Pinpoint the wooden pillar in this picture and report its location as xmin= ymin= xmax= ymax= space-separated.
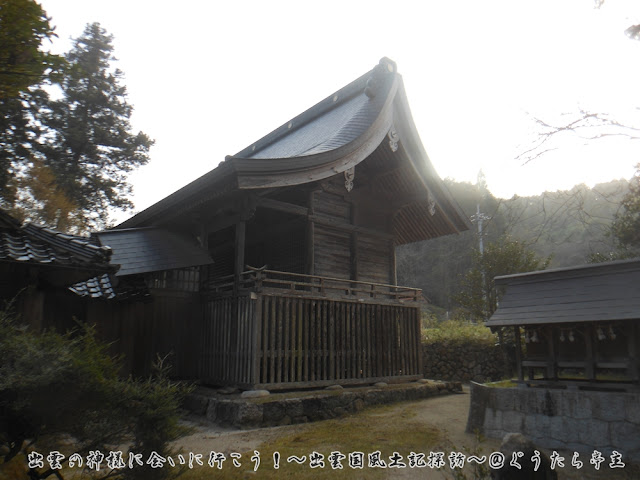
xmin=306 ymin=190 xmax=316 ymax=276
xmin=513 ymin=326 xmax=523 ymax=382
xmin=584 ymin=325 xmax=595 ymax=381
xmin=628 ymin=321 xmax=638 ymax=381
xmin=546 ymin=326 xmax=557 ymax=380
xmin=390 ymin=240 xmax=397 ymax=286
xmin=306 ymin=220 xmax=315 ymax=276
xmin=234 ymin=220 xmax=246 ymax=290
xmin=350 ymin=232 xmax=358 ymax=282
xmin=350 ymin=203 xmax=358 ymax=282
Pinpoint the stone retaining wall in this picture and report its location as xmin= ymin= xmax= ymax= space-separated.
xmin=466 ymin=382 xmax=640 ymax=462
xmin=422 ymin=342 xmax=512 ymax=383
xmin=185 ymin=380 xmax=462 ymax=429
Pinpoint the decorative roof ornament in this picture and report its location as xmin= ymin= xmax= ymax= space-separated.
xmin=344 ymin=167 xmax=355 ymax=192
xmin=365 ymin=57 xmax=396 ymax=99
xmin=388 ymin=128 xmax=399 ymax=152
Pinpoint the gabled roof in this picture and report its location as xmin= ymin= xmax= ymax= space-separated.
xmin=118 ymin=58 xmax=470 ymax=241
xmin=0 ymin=209 xmax=114 ymax=286
xmin=94 ymin=227 xmax=213 ymax=276
xmin=486 ymin=259 xmax=640 ymax=327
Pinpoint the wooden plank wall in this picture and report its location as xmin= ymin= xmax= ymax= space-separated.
xmin=200 ymin=294 xmax=257 ymax=386
xmin=312 ymin=186 xmax=393 ymax=285
xmin=356 ymin=233 xmax=392 ymax=284
xmin=255 ymin=293 xmax=421 ymax=389
xmin=79 ymin=291 xmax=201 ymax=378
xmin=313 ymin=225 xmax=351 ymax=279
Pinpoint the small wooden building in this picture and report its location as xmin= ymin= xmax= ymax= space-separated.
xmin=487 ymin=259 xmax=640 ymax=390
xmin=0 ymin=209 xmax=113 ymax=329
xmin=100 ymin=58 xmax=469 ymax=389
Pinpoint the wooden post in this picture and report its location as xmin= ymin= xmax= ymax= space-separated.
xmin=514 ymin=326 xmax=523 ymax=382
xmin=234 ymin=220 xmax=246 ymax=291
xmin=546 ymin=326 xmax=557 ymax=380
xmin=585 ymin=325 xmax=595 ymax=381
xmin=307 ymin=189 xmax=316 ymax=277
xmin=350 ymin=232 xmax=358 ymax=282
xmin=627 ymin=321 xmax=638 ymax=382
xmin=390 ymin=240 xmax=397 ymax=286
xmin=307 ymin=220 xmax=315 ymax=277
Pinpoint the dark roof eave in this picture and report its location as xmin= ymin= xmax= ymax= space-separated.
xmin=390 ymin=77 xmax=471 ymax=235
xmin=486 ymin=315 xmax=639 ymax=327
xmin=117 ymin=161 xmax=237 ymax=229
xmin=494 ymin=258 xmax=640 ymax=285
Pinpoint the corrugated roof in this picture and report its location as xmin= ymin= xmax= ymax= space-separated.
xmin=95 ymin=227 xmax=213 ymax=276
xmin=486 ymin=259 xmax=640 ymax=326
xmin=117 ymin=57 xmax=470 ymax=241
xmin=249 ymin=94 xmax=370 ymax=159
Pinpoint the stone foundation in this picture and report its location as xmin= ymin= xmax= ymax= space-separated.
xmin=185 ymin=380 xmax=462 ymax=429
xmin=466 ymin=382 xmax=640 ymax=462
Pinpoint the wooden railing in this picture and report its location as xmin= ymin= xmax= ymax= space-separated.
xmin=204 ymin=266 xmax=422 ymax=303
xmin=200 ymin=291 xmax=423 ymax=389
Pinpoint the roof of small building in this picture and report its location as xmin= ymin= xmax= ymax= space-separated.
xmin=0 ymin=209 xmax=114 ymax=286
xmin=93 ymin=227 xmax=213 ymax=277
xmin=486 ymin=258 xmax=640 ymax=327
xmin=117 ymin=58 xmax=470 ymax=243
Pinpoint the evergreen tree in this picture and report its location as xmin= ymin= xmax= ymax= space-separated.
xmin=610 ymin=162 xmax=640 ymax=256
xmin=454 ymin=236 xmax=551 ymax=321
xmin=0 ymin=0 xmax=63 ymax=209
xmin=34 ymin=23 xmax=153 ymax=231
xmin=0 ymin=0 xmax=62 ymax=99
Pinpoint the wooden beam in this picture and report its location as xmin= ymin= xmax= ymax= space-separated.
xmin=258 ymin=197 xmax=310 ymax=217
xmin=206 ymin=212 xmax=245 ymax=235
xmin=310 ymin=214 xmax=394 ymax=240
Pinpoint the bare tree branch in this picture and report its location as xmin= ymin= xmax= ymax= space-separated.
xmin=517 ymin=109 xmax=640 ymax=164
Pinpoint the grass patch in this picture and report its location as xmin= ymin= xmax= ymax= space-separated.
xmin=180 ymin=402 xmax=441 ymax=479
xmin=484 ymin=379 xmax=516 ymax=388
xmin=422 ymin=319 xmax=497 ymax=345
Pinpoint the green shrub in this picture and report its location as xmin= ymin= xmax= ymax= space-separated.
xmin=0 ymin=308 xmax=192 ymax=480
xmin=422 ymin=318 xmax=498 ymax=345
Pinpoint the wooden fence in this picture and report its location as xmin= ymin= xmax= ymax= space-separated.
xmin=200 ymin=292 xmax=422 ymax=389
xmin=41 ymin=290 xmax=203 ymax=379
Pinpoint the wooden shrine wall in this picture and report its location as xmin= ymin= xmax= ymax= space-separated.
xmin=199 ymin=292 xmax=422 ymax=389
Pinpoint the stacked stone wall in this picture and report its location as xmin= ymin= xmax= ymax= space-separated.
xmin=422 ymin=342 xmax=512 ymax=383
xmin=467 ymin=382 xmax=640 ymax=462
xmin=185 ymin=380 xmax=461 ymax=428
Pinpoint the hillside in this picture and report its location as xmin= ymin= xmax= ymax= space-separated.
xmin=396 ymin=178 xmax=629 ymax=309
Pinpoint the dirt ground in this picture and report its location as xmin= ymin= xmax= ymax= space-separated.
xmin=176 ymin=385 xmax=496 ymax=455
xmin=175 ymin=385 xmax=637 ymax=479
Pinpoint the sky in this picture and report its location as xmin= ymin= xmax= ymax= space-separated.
xmin=38 ymin=0 xmax=640 ymax=222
